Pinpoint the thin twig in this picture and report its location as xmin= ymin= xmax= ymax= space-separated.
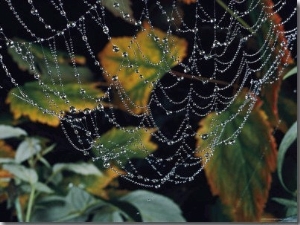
xmin=216 ymin=0 xmax=254 ymax=34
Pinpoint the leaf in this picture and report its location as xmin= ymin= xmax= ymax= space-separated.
xmin=53 ymin=162 xmax=103 ymax=176
xmin=283 ymin=66 xmax=297 ymax=80
xmin=3 ymin=164 xmax=38 ymax=185
xmin=0 ymin=140 xmax=15 ymax=158
xmin=60 ymin=166 xmax=121 ymax=199
xmin=101 ymin=0 xmax=134 ymax=24
xmin=272 ymin=197 xmax=297 ymax=208
xmin=277 ymin=95 xmax=297 ymax=132
xmin=120 ymin=190 xmax=186 ymax=222
xmin=0 ymin=125 xmax=27 ymax=139
xmin=32 ymin=187 xmax=105 ymax=222
xmin=277 ymin=121 xmax=297 ymax=193
xmin=6 ymin=82 xmax=105 ymax=126
xmin=15 ymin=138 xmax=42 ymax=163
xmin=35 ymin=182 xmax=54 ymax=194
xmin=98 ymin=22 xmax=187 ymax=114
xmin=196 ymin=92 xmax=277 ymax=222
xmin=92 ymin=206 xmax=125 ymax=222
xmin=8 ymin=40 xmax=93 ymax=83
xmin=93 ymin=127 xmax=157 ymax=165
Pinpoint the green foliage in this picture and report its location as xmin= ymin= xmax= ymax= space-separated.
xmin=0 ymin=124 xmax=185 ymax=222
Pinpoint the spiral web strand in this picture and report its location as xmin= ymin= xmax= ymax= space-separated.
xmin=0 ymin=0 xmax=296 ymax=187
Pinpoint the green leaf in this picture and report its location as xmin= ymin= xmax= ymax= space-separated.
xmin=120 ymin=190 xmax=186 ymax=222
xmin=0 ymin=158 xmax=15 ymax=163
xmin=93 ymin=127 xmax=157 ymax=166
xmin=0 ymin=125 xmax=27 ymax=139
xmin=32 ymin=187 xmax=105 ymax=222
xmin=3 ymin=164 xmax=38 ymax=185
xmin=53 ymin=162 xmax=103 ymax=176
xmin=280 ymin=215 xmax=298 ymax=222
xmin=7 ymin=82 xmax=105 ymax=126
xmin=35 ymin=182 xmax=54 ymax=194
xmin=277 ymin=121 xmax=297 ymax=193
xmin=102 ymin=0 xmax=134 ymax=24
xmin=196 ymin=92 xmax=277 ymax=221
xmin=15 ymin=138 xmax=42 ymax=163
xmin=272 ymin=197 xmax=297 ymax=208
xmin=98 ymin=22 xmax=187 ymax=114
xmin=8 ymin=40 xmax=93 ymax=83
xmin=92 ymin=206 xmax=125 ymax=222
xmin=283 ymin=66 xmax=297 ymax=80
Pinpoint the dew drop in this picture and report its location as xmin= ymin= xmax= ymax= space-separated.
xmin=83 ymin=108 xmax=91 ymax=115
xmin=113 ymin=2 xmax=120 ymax=7
xmin=201 ymin=134 xmax=208 ymax=140
xmin=103 ymin=26 xmax=109 ymax=34
xmin=69 ymin=106 xmax=77 ymax=113
xmin=112 ymin=45 xmax=119 ymax=52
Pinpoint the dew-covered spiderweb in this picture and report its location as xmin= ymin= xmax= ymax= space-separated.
xmin=0 ymin=0 xmax=296 ymax=187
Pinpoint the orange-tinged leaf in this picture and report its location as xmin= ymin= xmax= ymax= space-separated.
xmin=196 ymin=92 xmax=277 ymax=222
xmin=0 ymin=140 xmax=15 ymax=158
xmin=98 ymin=22 xmax=187 ymax=114
xmin=255 ymin=0 xmax=294 ymax=127
xmin=6 ymin=82 xmax=104 ymax=126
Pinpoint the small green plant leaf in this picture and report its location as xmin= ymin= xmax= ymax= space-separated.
xmin=32 ymin=187 xmax=106 ymax=222
xmin=92 ymin=207 xmax=125 ymax=222
xmin=277 ymin=121 xmax=297 ymax=193
xmin=272 ymin=197 xmax=297 ymax=208
xmin=0 ymin=125 xmax=27 ymax=139
xmin=15 ymin=138 xmax=42 ymax=163
xmin=120 ymin=190 xmax=186 ymax=222
xmin=53 ymin=162 xmax=103 ymax=176
xmin=283 ymin=66 xmax=297 ymax=80
xmin=3 ymin=164 xmax=38 ymax=185
xmin=102 ymin=0 xmax=134 ymax=24
xmin=0 ymin=158 xmax=15 ymax=163
xmin=35 ymin=182 xmax=54 ymax=194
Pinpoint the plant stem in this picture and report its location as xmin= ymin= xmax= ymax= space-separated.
xmin=25 ymin=185 xmax=36 ymax=222
xmin=216 ymin=0 xmax=254 ymax=33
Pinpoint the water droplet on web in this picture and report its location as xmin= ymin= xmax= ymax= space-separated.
xmin=112 ymin=45 xmax=119 ymax=52
xmin=83 ymin=108 xmax=91 ymax=115
xmin=69 ymin=106 xmax=77 ymax=113
xmin=83 ymin=150 xmax=89 ymax=156
xmin=103 ymin=162 xmax=110 ymax=168
xmin=201 ymin=134 xmax=208 ymax=140
xmin=82 ymin=36 xmax=87 ymax=41
xmin=112 ymin=75 xmax=118 ymax=81
xmin=103 ymin=26 xmax=109 ymax=34
xmin=113 ymin=2 xmax=120 ymax=8
xmin=122 ymin=52 xmax=128 ymax=57
xmin=228 ymin=139 xmax=235 ymax=145
xmin=86 ymin=131 xmax=91 ymax=136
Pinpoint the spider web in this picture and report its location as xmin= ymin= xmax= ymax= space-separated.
xmin=0 ymin=0 xmax=297 ymax=187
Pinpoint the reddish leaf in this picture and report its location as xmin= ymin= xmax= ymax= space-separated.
xmin=196 ymin=92 xmax=277 ymax=222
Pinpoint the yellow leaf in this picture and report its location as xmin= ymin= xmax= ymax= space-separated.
xmin=99 ymin=22 xmax=187 ymax=114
